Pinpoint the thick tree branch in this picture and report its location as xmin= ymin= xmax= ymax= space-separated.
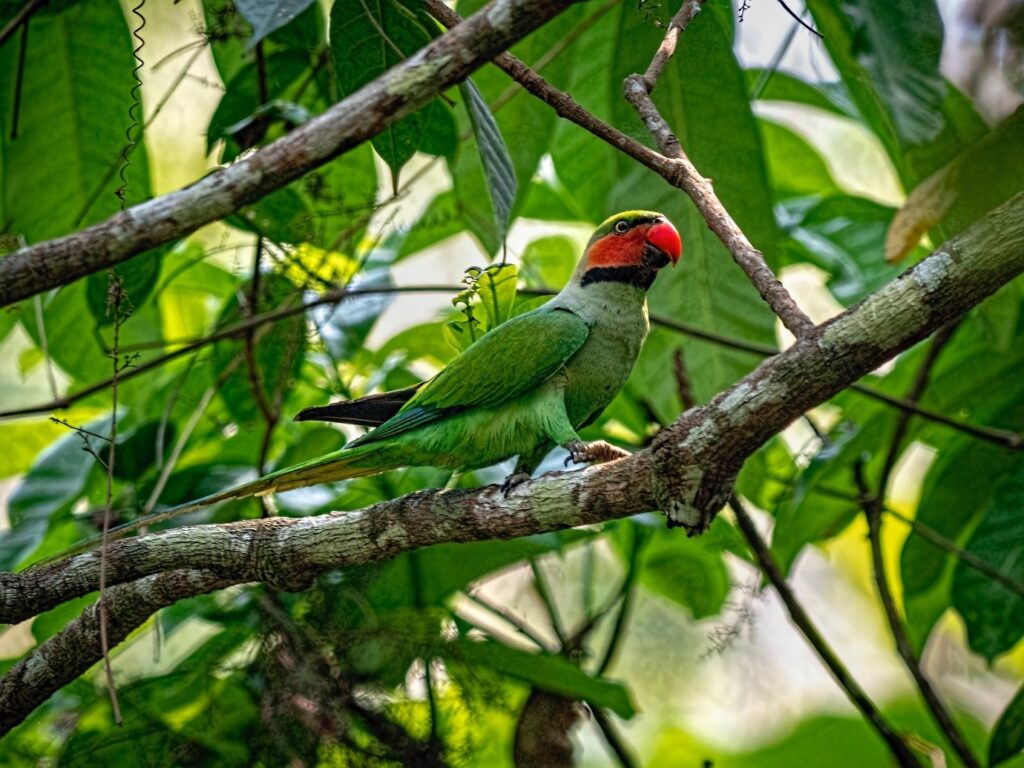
xmin=0 ymin=569 xmax=237 ymax=736
xmin=0 ymin=0 xmax=583 ymax=307
xmin=3 ymin=192 xmax=1022 ymax=625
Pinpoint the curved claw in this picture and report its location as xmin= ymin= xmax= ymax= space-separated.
xmin=501 ymin=471 xmax=532 ymax=497
xmin=563 ymin=440 xmax=631 ymax=466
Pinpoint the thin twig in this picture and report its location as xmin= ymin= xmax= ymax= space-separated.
xmin=98 ymin=275 xmax=126 ymax=726
xmin=884 ymin=508 xmax=1024 ymax=599
xmin=857 ymin=467 xmax=977 ymax=767
xmin=591 ymin=706 xmax=639 ymax=768
xmin=530 ymin=558 xmax=568 ymax=650
xmin=594 ymin=528 xmax=645 ymax=677
xmin=621 ymin=0 xmax=815 ymax=337
xmin=32 ymin=295 xmax=58 ymax=400
xmin=641 ymin=0 xmax=703 ymax=89
xmin=775 ymin=0 xmax=822 ymax=39
xmin=463 ymin=590 xmax=557 ymax=652
xmin=0 ymin=0 xmax=47 ymax=48
xmin=672 ymin=347 xmax=697 ymax=411
xmin=854 ymin=324 xmax=980 ymax=768
xmin=728 ymin=496 xmax=919 ymax=766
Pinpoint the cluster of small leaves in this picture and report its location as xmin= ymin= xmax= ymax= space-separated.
xmin=0 ymin=0 xmax=1023 ymax=764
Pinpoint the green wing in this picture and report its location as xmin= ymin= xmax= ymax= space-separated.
xmin=349 ymin=307 xmax=589 ymax=446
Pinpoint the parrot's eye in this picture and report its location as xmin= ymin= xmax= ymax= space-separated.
xmin=613 ymin=220 xmax=630 ymax=234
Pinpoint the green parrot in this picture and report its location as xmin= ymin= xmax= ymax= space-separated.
xmin=89 ymin=210 xmax=681 ymax=543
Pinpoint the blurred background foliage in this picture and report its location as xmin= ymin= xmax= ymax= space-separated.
xmin=1 ymin=0 xmax=1024 ymax=764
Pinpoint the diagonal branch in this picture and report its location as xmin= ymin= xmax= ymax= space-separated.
xmin=728 ymin=496 xmax=918 ymax=766
xmin=0 ymin=0 xmax=584 ymax=308
xmin=622 ymin=0 xmax=814 ymax=337
xmin=2 ymin=192 xmax=1022 ymax=626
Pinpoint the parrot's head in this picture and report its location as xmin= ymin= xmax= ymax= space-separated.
xmin=576 ymin=210 xmax=681 ymax=290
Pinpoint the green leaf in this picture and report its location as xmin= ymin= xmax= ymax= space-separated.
xmin=329 ymin=0 xmax=456 ymax=182
xmin=759 ymin=118 xmax=840 ymax=200
xmin=746 ymin=69 xmax=856 ymax=118
xmin=991 ymin=684 xmax=1024 ymax=767
xmin=1 ymin=416 xmax=110 ymax=571
xmin=206 ymin=51 xmax=311 ymax=154
xmin=0 ymin=0 xmax=154 ymax=242
xmin=781 ymin=195 xmax=906 ymax=306
xmin=638 ymin=532 xmax=730 ymax=619
xmin=887 ymin=107 xmax=1024 ymax=263
xmin=459 ymin=79 xmax=517 ymax=244
xmin=457 ymin=639 xmax=636 ymax=719
xmin=951 ymin=472 xmax=1024 ymax=660
xmin=235 ymin=0 xmax=317 ymax=46
xmin=805 ymin=0 xmax=986 ymax=186
xmin=521 ymin=235 xmax=577 ymax=290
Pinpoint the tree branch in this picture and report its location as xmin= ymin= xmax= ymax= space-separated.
xmin=0 ymin=569 xmax=237 ymax=736
xmin=0 ymin=0 xmax=583 ymax=307
xmin=728 ymin=496 xmax=919 ymax=766
xmin=3 ymin=191 xmax=1022 ymax=624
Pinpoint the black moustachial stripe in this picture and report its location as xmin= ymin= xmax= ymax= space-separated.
xmin=581 ymin=244 xmax=670 ymax=290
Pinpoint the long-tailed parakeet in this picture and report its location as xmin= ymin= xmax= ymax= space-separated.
xmin=97 ymin=210 xmax=681 ymax=539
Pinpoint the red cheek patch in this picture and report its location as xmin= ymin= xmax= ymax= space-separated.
xmin=586 ymin=227 xmax=648 ymax=268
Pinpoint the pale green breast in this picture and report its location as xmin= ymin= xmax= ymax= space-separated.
xmin=559 ymin=283 xmax=650 ymax=428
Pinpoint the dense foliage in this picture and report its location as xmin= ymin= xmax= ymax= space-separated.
xmin=0 ymin=0 xmax=1023 ymax=764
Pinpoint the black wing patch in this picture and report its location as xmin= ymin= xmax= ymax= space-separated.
xmin=292 ymin=384 xmax=423 ymax=427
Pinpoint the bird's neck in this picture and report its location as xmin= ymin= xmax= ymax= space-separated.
xmin=552 ymin=279 xmax=648 ymax=326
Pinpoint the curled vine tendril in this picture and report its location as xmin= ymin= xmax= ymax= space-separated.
xmin=116 ymin=0 xmax=147 ymax=209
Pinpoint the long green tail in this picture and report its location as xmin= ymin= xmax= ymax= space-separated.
xmin=33 ymin=442 xmax=397 ymax=566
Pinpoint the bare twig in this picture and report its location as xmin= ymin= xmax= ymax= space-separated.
xmin=775 ymin=0 xmax=822 ymax=39
xmin=530 ymin=558 xmax=568 ymax=649
xmin=884 ymin=508 xmax=1024 ymax=599
xmin=463 ymin=590 xmax=557 ymax=652
xmin=98 ymin=275 xmax=127 ymax=725
xmin=728 ymin=496 xmax=919 ymax=766
xmin=672 ymin=347 xmax=697 ymax=411
xmin=0 ymin=0 xmax=47 ymax=48
xmin=594 ymin=528 xmax=645 ymax=677
xmin=854 ymin=323 xmax=980 ymax=768
xmin=640 ymin=0 xmax=703 ymax=89
xmin=590 ymin=706 xmax=639 ymax=768
xmin=32 ymin=295 xmax=59 ymax=399
xmin=621 ymin=0 xmax=814 ymax=337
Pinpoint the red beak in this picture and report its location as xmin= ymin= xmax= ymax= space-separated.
xmin=646 ymin=220 xmax=682 ymax=265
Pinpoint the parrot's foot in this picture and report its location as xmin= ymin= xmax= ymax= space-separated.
xmin=563 ymin=440 xmax=631 ymax=466
xmin=501 ymin=471 xmax=533 ymax=496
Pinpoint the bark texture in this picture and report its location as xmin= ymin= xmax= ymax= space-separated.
xmin=0 ymin=0 xmax=582 ymax=308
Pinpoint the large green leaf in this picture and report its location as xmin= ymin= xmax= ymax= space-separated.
xmin=459 ymin=79 xmax=517 ymax=244
xmin=329 ymin=0 xmax=456 ymax=182
xmin=805 ymin=0 xmax=986 ymax=186
xmin=0 ymin=0 xmax=153 ymax=243
xmin=457 ymin=639 xmax=636 ymax=719
xmin=951 ymin=472 xmax=1024 ymax=660
xmin=758 ymin=118 xmax=840 ymax=200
